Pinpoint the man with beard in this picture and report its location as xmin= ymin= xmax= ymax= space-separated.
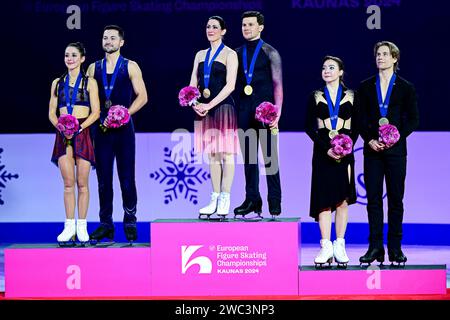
xmin=87 ymin=25 xmax=148 ymax=244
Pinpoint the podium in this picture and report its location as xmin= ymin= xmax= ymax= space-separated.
xmin=4 ymin=218 xmax=447 ymax=298
xmin=150 ymin=218 xmax=300 ymax=296
xmin=298 ymin=265 xmax=446 ymax=295
xmin=5 ymin=244 xmax=152 ymax=298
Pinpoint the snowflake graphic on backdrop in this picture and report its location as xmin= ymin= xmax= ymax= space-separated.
xmin=0 ymin=148 xmax=19 ymax=205
xmin=150 ymin=147 xmax=210 ymax=205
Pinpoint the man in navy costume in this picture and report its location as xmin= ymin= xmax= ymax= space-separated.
xmin=358 ymin=41 xmax=419 ymax=266
xmin=87 ymin=25 xmax=148 ymax=244
xmin=233 ymin=11 xmax=284 ymax=219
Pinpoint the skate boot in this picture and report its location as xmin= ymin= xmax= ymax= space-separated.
xmin=216 ymin=192 xmax=230 ymax=221
xmin=198 ymin=192 xmax=219 ymax=220
xmin=233 ymin=199 xmax=263 ymax=220
xmin=314 ymin=239 xmax=334 ymax=269
xmin=333 ymin=238 xmax=349 ymax=268
xmin=57 ymin=219 xmax=76 ymax=247
xmin=268 ymin=199 xmax=281 ymax=221
xmin=89 ymin=224 xmax=115 ymax=246
xmin=388 ymin=248 xmax=407 ymax=267
xmin=76 ymin=219 xmax=89 ymax=246
xmin=124 ymin=224 xmax=137 ymax=245
xmin=359 ymin=246 xmax=385 ymax=267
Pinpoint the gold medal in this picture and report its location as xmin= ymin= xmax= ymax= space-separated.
xmin=203 ymin=88 xmax=211 ymax=99
xmin=329 ymin=130 xmax=339 ymax=139
xmin=379 ymin=117 xmax=389 ymax=126
xmin=244 ymin=85 xmax=253 ymax=96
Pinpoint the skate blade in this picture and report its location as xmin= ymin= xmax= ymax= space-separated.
xmin=216 ymin=215 xmax=229 ymax=222
xmin=89 ymin=240 xmax=115 ymax=247
xmin=336 ymin=263 xmax=348 ymax=269
xmin=77 ymin=241 xmax=90 ymax=247
xmin=58 ymin=241 xmax=76 ymax=248
xmin=314 ymin=263 xmax=333 ymax=270
xmin=206 ymin=217 xmax=227 ymax=222
xmin=121 ymin=242 xmax=135 ymax=247
xmin=390 ymin=262 xmax=406 ymax=268
xmin=198 ymin=214 xmax=213 ymax=221
xmin=233 ymin=213 xmax=264 ymax=221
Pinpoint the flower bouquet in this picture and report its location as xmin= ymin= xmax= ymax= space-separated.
xmin=378 ymin=124 xmax=400 ymax=148
xmin=56 ymin=114 xmax=79 ymax=145
xmin=100 ymin=105 xmax=130 ymax=132
xmin=255 ymin=101 xmax=279 ymax=135
xmin=330 ymin=134 xmax=353 ymax=163
xmin=178 ymin=86 xmax=201 ymax=107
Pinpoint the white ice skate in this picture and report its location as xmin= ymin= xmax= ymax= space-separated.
xmin=76 ymin=219 xmax=89 ymax=246
xmin=333 ymin=238 xmax=349 ymax=268
xmin=314 ymin=239 xmax=334 ymax=269
xmin=57 ymin=219 xmax=76 ymax=247
xmin=216 ymin=192 xmax=230 ymax=220
xmin=199 ymin=192 xmax=220 ymax=220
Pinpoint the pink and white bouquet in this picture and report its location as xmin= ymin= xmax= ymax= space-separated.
xmin=378 ymin=124 xmax=400 ymax=148
xmin=330 ymin=134 xmax=353 ymax=162
xmin=178 ymin=86 xmax=201 ymax=107
xmin=255 ymin=101 xmax=279 ymax=135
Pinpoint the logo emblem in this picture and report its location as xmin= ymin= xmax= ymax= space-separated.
xmin=181 ymin=245 xmax=212 ymax=274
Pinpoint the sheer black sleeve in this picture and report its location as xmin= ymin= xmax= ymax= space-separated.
xmin=263 ymin=44 xmax=283 ymax=107
xmin=305 ymin=92 xmax=329 ymax=153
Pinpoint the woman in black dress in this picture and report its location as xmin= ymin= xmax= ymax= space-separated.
xmin=305 ymin=56 xmax=358 ymax=267
xmin=188 ymin=16 xmax=239 ymax=219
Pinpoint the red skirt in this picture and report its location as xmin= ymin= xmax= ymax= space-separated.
xmin=51 ymin=118 xmax=95 ymax=167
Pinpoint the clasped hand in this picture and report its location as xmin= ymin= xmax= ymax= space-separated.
xmin=193 ymin=103 xmax=211 ymax=117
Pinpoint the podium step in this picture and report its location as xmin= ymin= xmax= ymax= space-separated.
xmin=5 ymin=244 xmax=152 ymax=298
xmin=298 ymin=264 xmax=447 ymax=295
xmin=151 ymin=218 xmax=300 ymax=296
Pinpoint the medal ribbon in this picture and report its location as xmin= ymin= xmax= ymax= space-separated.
xmin=243 ymin=39 xmax=264 ymax=86
xmin=102 ymin=55 xmax=124 ymax=103
xmin=203 ymin=43 xmax=225 ymax=90
xmin=376 ymin=73 xmax=396 ymax=118
xmin=324 ymin=85 xmax=343 ymax=131
xmin=64 ymin=72 xmax=83 ymax=115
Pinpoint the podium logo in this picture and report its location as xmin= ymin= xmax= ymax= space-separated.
xmin=181 ymin=245 xmax=212 ymax=274
xmin=366 ymin=266 xmax=381 ymax=290
xmin=66 ymin=265 xmax=81 ymax=290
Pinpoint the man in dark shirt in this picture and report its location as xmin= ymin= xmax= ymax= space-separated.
xmin=358 ymin=41 xmax=419 ymax=266
xmin=87 ymin=25 xmax=148 ymax=244
xmin=233 ymin=11 xmax=284 ymax=219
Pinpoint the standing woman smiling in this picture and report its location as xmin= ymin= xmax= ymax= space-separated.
xmin=305 ymin=56 xmax=359 ymax=268
xmin=188 ymin=16 xmax=239 ymax=220
xmin=49 ymin=42 xmax=100 ymax=245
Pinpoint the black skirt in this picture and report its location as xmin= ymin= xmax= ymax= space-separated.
xmin=309 ymin=151 xmax=357 ymax=221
